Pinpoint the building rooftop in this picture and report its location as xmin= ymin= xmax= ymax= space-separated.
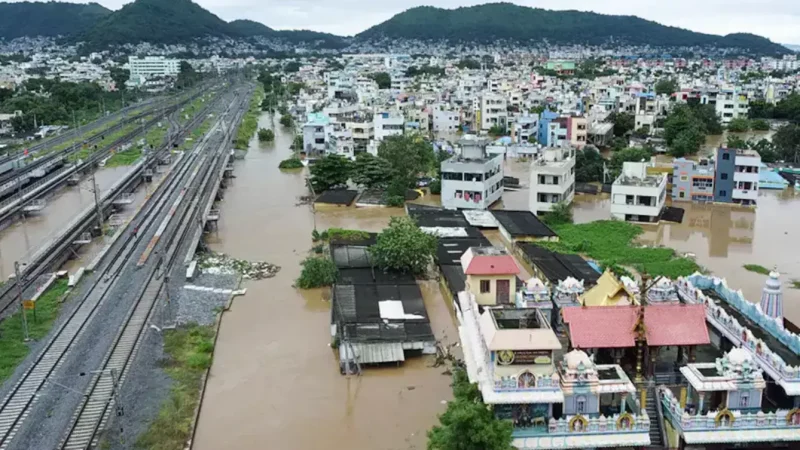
xmin=479 ymin=307 xmax=561 ymax=351
xmin=491 ymin=210 xmax=558 ymax=239
xmin=461 ymin=247 xmax=521 ymax=275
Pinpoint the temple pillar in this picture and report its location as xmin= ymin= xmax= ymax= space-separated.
xmin=698 ymin=392 xmax=706 ymax=413
xmin=649 ymin=346 xmax=658 ymax=377
xmin=620 ymin=393 xmax=627 ymax=413
xmin=680 ymin=387 xmax=687 ymax=410
xmin=688 ymin=346 xmax=696 ymax=363
xmin=676 ymin=346 xmax=684 ymax=367
xmin=635 ymin=340 xmax=644 ymax=383
xmin=640 ymin=389 xmax=648 ymax=414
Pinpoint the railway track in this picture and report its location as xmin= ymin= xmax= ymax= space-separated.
xmin=0 ymin=87 xmax=229 ymax=319
xmin=0 ymin=86 xmax=250 ymax=450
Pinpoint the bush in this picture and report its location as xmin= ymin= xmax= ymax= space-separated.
xmin=326 ymin=228 xmax=370 ymax=242
xmin=296 ymin=256 xmax=338 ymax=289
xmin=743 ymin=264 xmax=770 ymax=275
xmin=258 ymin=128 xmax=275 ymax=142
xmin=279 ymin=113 xmax=294 ymax=128
xmin=541 ymin=201 xmax=573 ymax=226
xmin=727 ymin=117 xmax=750 ymax=133
xmin=386 ymin=195 xmax=405 ymax=207
xmin=751 ymin=119 xmax=770 ymax=131
xmin=429 ymin=179 xmax=441 ymax=195
xmin=370 ymin=217 xmax=437 ymax=274
xmin=279 ymin=157 xmax=304 ymax=169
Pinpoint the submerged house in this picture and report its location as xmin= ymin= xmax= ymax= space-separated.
xmin=461 ymin=246 xmax=521 ymax=306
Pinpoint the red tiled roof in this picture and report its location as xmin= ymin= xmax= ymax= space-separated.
xmin=644 ymin=304 xmax=710 ymax=347
xmin=464 ymin=255 xmax=521 ymax=276
xmin=562 ymin=304 xmax=711 ymax=349
xmin=562 ymin=306 xmax=639 ymax=349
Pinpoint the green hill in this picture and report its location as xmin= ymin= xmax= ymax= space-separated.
xmin=78 ymin=0 xmax=232 ymax=47
xmin=0 ymin=1 xmax=111 ymax=40
xmin=356 ymin=3 xmax=788 ymax=55
xmin=228 ymin=19 xmax=274 ymax=37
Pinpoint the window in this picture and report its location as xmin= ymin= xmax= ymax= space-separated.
xmin=722 ymin=153 xmax=730 ymax=160
xmin=721 ymin=173 xmax=728 ymax=180
xmin=680 ymin=175 xmax=688 ymax=182
xmin=740 ymin=392 xmax=749 ymax=408
xmin=719 ymin=190 xmax=727 ymax=197
xmin=479 ymin=280 xmax=491 ymax=293
xmin=679 ymin=191 xmax=686 ymax=198
xmin=576 ymin=395 xmax=586 ymax=414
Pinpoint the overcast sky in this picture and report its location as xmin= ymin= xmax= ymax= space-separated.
xmin=14 ymin=0 xmax=800 ymax=44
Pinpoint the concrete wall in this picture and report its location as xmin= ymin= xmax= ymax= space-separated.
xmin=714 ymin=148 xmax=736 ymax=203
xmin=466 ymin=274 xmax=517 ymax=306
xmin=564 ymin=392 xmax=600 ymax=415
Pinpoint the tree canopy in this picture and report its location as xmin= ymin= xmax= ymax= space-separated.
xmin=378 ymin=134 xmax=436 ymax=193
xmin=663 ymin=104 xmax=711 ymax=158
xmin=608 ymin=112 xmax=635 ymax=138
xmin=351 ymin=153 xmax=392 ymax=189
xmin=370 ymin=217 xmax=437 ymax=275
xmin=309 ymin=155 xmax=352 ymax=192
xmin=654 ymin=78 xmax=679 ymax=96
xmin=369 ymin=72 xmax=391 ymax=89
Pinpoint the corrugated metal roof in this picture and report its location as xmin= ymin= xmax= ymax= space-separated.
xmin=339 ymin=342 xmax=405 ymax=364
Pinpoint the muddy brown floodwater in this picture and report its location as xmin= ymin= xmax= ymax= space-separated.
xmin=194 ymin=114 xmax=457 ymax=450
xmin=502 ymin=157 xmax=800 ymax=326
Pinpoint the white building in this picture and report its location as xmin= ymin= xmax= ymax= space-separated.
xmin=127 ymin=56 xmax=180 ymax=78
xmin=610 ymin=162 xmax=667 ymax=223
xmin=732 ymin=149 xmax=761 ymax=205
xmin=373 ymin=112 xmax=404 ymax=141
xmin=513 ymin=112 xmax=539 ymax=144
xmin=302 ymin=113 xmax=332 ymax=155
xmin=480 ymin=92 xmax=508 ymax=131
xmin=441 ymin=136 xmax=504 ymax=210
xmin=528 ymin=147 xmax=576 ymax=215
xmin=433 ymin=107 xmax=460 ymax=133
xmin=715 ymin=89 xmax=749 ymax=124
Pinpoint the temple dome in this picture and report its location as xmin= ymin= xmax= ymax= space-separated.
xmin=565 ymin=349 xmax=592 ymax=370
xmin=727 ymin=347 xmax=751 ymax=366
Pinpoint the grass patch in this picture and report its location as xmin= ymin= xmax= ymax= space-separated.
xmin=234 ymin=85 xmax=265 ymax=150
xmin=538 ymin=221 xmax=700 ymax=279
xmin=0 ymin=279 xmax=69 ymax=383
xmin=136 ymin=324 xmax=215 ymax=450
xmin=743 ymin=264 xmax=771 ymax=275
xmin=790 ymin=280 xmax=800 ymax=289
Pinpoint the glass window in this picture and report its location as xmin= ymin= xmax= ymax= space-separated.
xmin=721 ymin=173 xmax=728 ymax=180
xmin=480 ymin=280 xmax=490 ymax=293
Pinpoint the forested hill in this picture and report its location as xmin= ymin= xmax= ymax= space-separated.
xmin=356 ymin=3 xmax=789 ymax=55
xmin=0 ymin=2 xmax=111 ymax=40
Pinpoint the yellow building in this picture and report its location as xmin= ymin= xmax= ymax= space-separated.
xmin=461 ymin=247 xmax=521 ymax=306
xmin=579 ymin=270 xmax=639 ymax=307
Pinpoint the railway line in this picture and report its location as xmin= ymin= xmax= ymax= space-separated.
xmin=0 ymin=84 xmax=251 ymax=450
xmin=0 ymin=84 xmax=230 ymax=320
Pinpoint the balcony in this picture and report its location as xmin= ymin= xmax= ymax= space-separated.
xmin=512 ymin=412 xmax=651 ymax=449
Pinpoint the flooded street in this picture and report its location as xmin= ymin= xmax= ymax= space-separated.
xmin=0 ymin=165 xmax=160 ymax=279
xmin=503 ymin=156 xmax=800 ymax=325
xmin=194 ymin=114 xmax=456 ymax=450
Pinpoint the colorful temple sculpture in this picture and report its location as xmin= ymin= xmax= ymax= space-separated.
xmin=661 ymin=348 xmax=800 ymax=446
xmin=646 ymin=276 xmax=680 ymax=304
xmin=457 ymin=291 xmax=651 ymax=449
xmin=516 ymin=277 xmax=553 ymax=323
xmin=551 ymin=277 xmax=583 ymax=332
xmin=760 ymin=268 xmax=784 ymax=321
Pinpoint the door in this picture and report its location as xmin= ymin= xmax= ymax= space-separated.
xmin=496 ymin=279 xmax=510 ymax=304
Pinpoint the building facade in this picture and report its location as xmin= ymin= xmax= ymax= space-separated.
xmin=528 ymin=147 xmax=576 ymax=215
xmin=611 ymin=162 xmax=667 ymax=223
xmin=441 ymin=136 xmax=504 ymax=210
xmin=127 ymin=56 xmax=180 ymax=78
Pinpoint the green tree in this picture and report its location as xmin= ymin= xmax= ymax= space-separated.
xmin=296 ymin=256 xmax=338 ymax=289
xmin=378 ymin=134 xmax=436 ymax=191
xmin=369 ymin=72 xmax=391 ymax=89
xmin=608 ymin=112 xmax=635 ymax=137
xmin=370 ymin=217 xmax=437 ymax=275
xmin=427 ymin=388 xmax=513 ymax=450
xmin=575 ymin=148 xmax=605 ymax=183
xmin=773 ymin=124 xmax=800 ymax=163
xmin=654 ymin=78 xmax=679 ymax=96
xmin=258 ymin=128 xmax=275 ymax=142
xmin=284 ymin=61 xmax=301 ymax=73
xmin=309 ymin=155 xmax=352 ymax=192
xmin=542 ymin=201 xmax=573 ymax=226
xmin=609 ymin=147 xmax=653 ymax=178
xmin=279 ymin=113 xmax=294 ymax=128
xmin=726 ymin=135 xmax=747 ymax=149
xmin=351 ymin=152 xmax=392 ymax=188
xmin=750 ymin=138 xmax=778 ymax=163
xmin=109 ymin=67 xmax=130 ymax=91
xmin=291 ymin=134 xmax=304 ymax=151
xmin=748 ymin=100 xmax=774 ymax=119
xmin=751 ymin=119 xmax=770 ymax=131
xmin=689 ymin=104 xmax=723 ymax=135
xmin=727 ymin=117 xmax=750 ymax=132
xmin=488 ymin=125 xmax=507 ymax=136
xmin=664 ymin=105 xmax=706 ymax=157
xmin=456 ymin=58 xmax=481 ymax=70
xmin=176 ymin=61 xmax=200 ymax=89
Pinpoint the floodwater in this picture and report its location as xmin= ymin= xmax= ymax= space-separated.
xmin=0 ymin=165 xmax=161 ymax=280
xmin=194 ymin=114 xmax=456 ymax=450
xmin=502 ymin=158 xmax=800 ymax=325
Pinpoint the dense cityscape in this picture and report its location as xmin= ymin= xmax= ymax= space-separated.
xmin=0 ymin=1 xmax=798 ymax=450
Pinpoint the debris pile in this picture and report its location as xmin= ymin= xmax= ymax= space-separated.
xmin=197 ymin=252 xmax=280 ymax=280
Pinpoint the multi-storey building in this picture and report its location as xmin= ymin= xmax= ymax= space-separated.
xmin=433 ymin=106 xmax=461 ymax=133
xmin=672 ymin=158 xmax=715 ymax=202
xmin=480 ymin=92 xmax=508 ymax=131
xmin=566 ymin=116 xmax=587 ymax=148
xmin=302 ymin=113 xmax=331 ymax=155
xmin=715 ymin=147 xmax=760 ymax=206
xmin=715 ymin=89 xmax=750 ymax=124
xmin=528 ymin=147 xmax=576 ymax=215
xmin=610 ymin=162 xmax=667 ymax=223
xmin=373 ymin=111 xmax=404 ymax=141
xmin=127 ymin=56 xmax=179 ymax=78
xmin=513 ymin=112 xmax=539 ymax=144
xmin=441 ymin=136 xmax=504 ymax=210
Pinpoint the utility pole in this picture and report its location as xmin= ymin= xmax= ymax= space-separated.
xmin=15 ymin=261 xmax=29 ymax=342
xmin=91 ymin=170 xmax=103 ymax=235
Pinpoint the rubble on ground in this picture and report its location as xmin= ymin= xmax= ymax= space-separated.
xmin=197 ymin=252 xmax=280 ymax=280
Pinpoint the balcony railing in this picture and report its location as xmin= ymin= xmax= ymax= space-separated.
xmin=511 ymin=412 xmax=650 ymax=438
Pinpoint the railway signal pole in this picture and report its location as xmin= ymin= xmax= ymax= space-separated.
xmin=15 ymin=261 xmax=29 ymax=342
